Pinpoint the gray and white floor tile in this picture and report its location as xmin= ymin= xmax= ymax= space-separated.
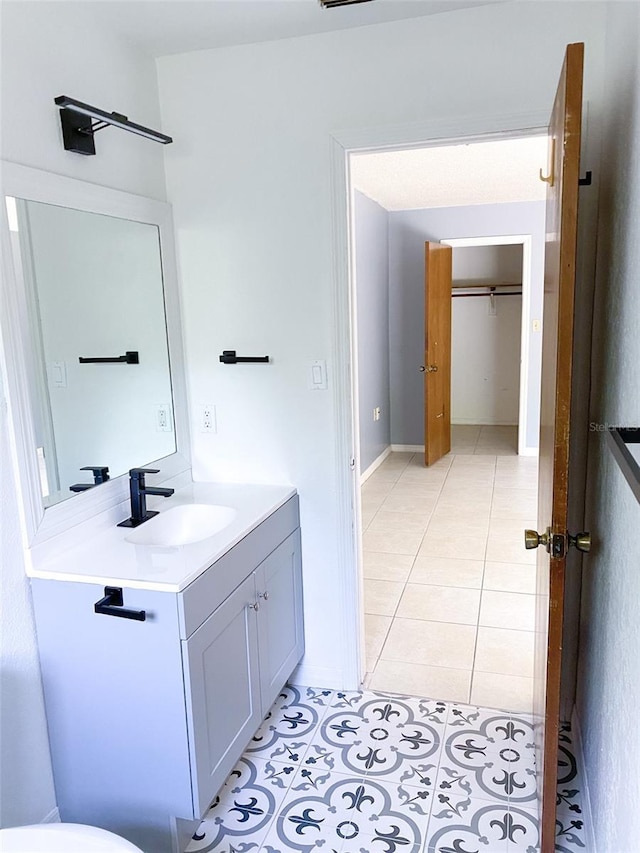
xmin=186 ymin=686 xmax=587 ymax=853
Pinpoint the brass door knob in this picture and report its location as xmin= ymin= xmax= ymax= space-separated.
xmin=569 ymin=532 xmax=591 ymax=553
xmin=426 ymin=364 xmax=438 ymax=373
xmin=524 ymin=529 xmax=549 ymax=550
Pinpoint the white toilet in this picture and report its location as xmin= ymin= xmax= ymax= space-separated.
xmin=0 ymin=822 xmax=144 ymax=852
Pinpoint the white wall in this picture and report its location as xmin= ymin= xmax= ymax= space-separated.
xmin=0 ymin=1 xmax=167 ymax=827
xmin=576 ymin=3 xmax=640 ymax=848
xmin=451 ymin=293 xmax=522 ymax=425
xmin=157 ymin=2 xmax=606 ymax=688
xmin=0 ymin=2 xmax=166 ymax=200
xmin=452 ymin=244 xmax=523 ymax=284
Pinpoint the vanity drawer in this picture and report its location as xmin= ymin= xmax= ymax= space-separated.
xmin=177 ymin=495 xmax=299 ymax=638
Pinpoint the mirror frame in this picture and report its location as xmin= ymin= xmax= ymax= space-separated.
xmin=0 ymin=161 xmax=191 ymax=546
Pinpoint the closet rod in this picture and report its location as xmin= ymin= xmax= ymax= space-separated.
xmin=452 ymin=290 xmax=522 ymax=298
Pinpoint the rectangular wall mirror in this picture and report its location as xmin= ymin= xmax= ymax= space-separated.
xmin=1 ymin=162 xmax=190 ymax=545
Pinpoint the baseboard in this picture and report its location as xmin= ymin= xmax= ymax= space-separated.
xmin=519 ymin=446 xmax=539 ymax=457
xmin=390 ymin=444 xmax=424 ymax=453
xmin=571 ymin=707 xmax=596 ymax=853
xmin=360 ymin=446 xmax=392 ymax=484
xmin=40 ymin=807 xmax=60 ymax=824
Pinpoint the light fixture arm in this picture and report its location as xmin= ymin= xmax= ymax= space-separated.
xmin=54 ymin=95 xmax=173 ymax=156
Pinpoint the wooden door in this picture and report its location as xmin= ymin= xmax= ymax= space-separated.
xmin=423 ymin=241 xmax=452 ymax=466
xmin=533 ymin=42 xmax=584 ymax=852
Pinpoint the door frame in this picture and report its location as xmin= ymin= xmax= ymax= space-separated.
xmin=329 ymin=110 xmax=548 ymax=688
xmin=440 ymin=234 xmax=537 ymax=457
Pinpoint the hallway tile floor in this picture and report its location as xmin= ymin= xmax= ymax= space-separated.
xmin=185 ymin=685 xmax=587 ymax=853
xmin=361 ymin=427 xmax=538 ymax=711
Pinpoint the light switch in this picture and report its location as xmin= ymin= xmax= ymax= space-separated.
xmin=309 ymin=360 xmax=328 ymax=390
xmin=51 ymin=361 xmax=67 ymax=388
xmin=532 ymin=319 xmax=541 ymax=332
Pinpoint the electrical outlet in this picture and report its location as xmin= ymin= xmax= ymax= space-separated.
xmin=156 ymin=404 xmax=172 ymax=432
xmin=200 ymin=404 xmax=216 ymax=433
xmin=373 ymin=407 xmax=381 ymax=422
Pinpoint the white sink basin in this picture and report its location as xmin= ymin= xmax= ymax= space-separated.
xmin=125 ymin=504 xmax=237 ymax=547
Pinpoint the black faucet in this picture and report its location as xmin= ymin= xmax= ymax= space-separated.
xmin=70 ymin=466 xmax=110 ymax=493
xmin=117 ymin=468 xmax=174 ymax=528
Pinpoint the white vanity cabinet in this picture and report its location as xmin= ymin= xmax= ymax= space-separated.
xmin=183 ymin=529 xmax=303 ymax=817
xmin=30 ymin=495 xmax=303 ymax=853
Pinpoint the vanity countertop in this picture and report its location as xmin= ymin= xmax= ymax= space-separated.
xmin=27 ymin=482 xmax=297 ymax=592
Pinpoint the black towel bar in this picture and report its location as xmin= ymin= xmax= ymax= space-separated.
xmin=79 ymin=351 xmax=139 ymax=364
xmin=219 ymin=350 xmax=269 ymax=364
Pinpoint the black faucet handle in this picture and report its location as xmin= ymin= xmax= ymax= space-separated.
xmin=81 ymin=466 xmax=110 ymax=484
xmin=130 ymin=467 xmax=160 ymax=478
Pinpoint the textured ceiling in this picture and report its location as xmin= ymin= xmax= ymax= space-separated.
xmin=62 ymin=0 xmax=506 ymax=57
xmin=350 ymin=136 xmax=549 ymax=210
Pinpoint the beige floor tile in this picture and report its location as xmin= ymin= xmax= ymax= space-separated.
xmin=485 ymin=519 xmax=536 ymax=564
xmin=492 ymin=485 xmax=537 ymax=502
xmin=491 ymin=487 xmax=537 ymax=514
xmin=376 ymin=456 xmax=413 ymax=473
xmin=483 ymin=561 xmax=536 ymax=594
xmin=418 ymin=529 xmax=487 ymax=561
xmin=360 ymin=509 xmax=377 ymax=529
xmin=370 ymin=659 xmax=471 ymax=703
xmin=493 ymin=472 xmax=538 ymax=490
xmin=367 ymin=511 xmax=431 ymax=534
xmin=446 ymin=468 xmax=496 ymax=485
xmin=364 ymin=614 xmax=392 ymax=670
xmin=364 ymin=579 xmax=404 ymax=616
xmin=363 ymin=529 xmax=424 ymax=556
xmin=474 ymin=626 xmax=535 ymax=677
xmin=430 ymin=501 xmax=493 ymax=519
xmin=361 ymin=493 xmax=387 ymax=511
xmin=396 ymin=583 xmax=480 ymax=625
xmin=436 ymin=491 xmax=494 ymax=514
xmin=479 ymin=590 xmax=536 ymax=631
xmin=470 ymin=671 xmax=535 ymax=714
xmin=474 ymin=445 xmax=517 ymax=456
xmin=452 ymin=425 xmax=481 ymax=439
xmin=409 ymin=556 xmax=484 ymax=589
xmin=361 ymin=482 xmax=394 ymax=502
xmin=427 ymin=516 xmax=490 ymax=535
xmin=364 ymin=468 xmax=402 ymax=485
xmin=381 ymin=618 xmax=477 ymax=669
xmin=380 ymin=490 xmax=440 ymax=514
xmin=450 ymin=454 xmax=496 ymax=468
xmin=363 ymin=551 xmax=414 ymax=582
xmin=450 ymin=444 xmax=477 ymax=455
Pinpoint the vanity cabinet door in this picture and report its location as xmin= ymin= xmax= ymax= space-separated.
xmin=182 ymin=573 xmax=262 ymax=818
xmin=255 ymin=530 xmax=304 ymax=714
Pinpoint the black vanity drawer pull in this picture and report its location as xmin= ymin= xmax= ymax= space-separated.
xmin=94 ymin=586 xmax=146 ymax=621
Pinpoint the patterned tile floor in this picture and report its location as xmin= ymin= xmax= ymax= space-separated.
xmin=185 ymin=686 xmax=587 ymax=853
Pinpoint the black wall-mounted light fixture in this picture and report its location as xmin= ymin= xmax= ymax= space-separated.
xmin=319 ymin=0 xmax=374 ymax=7
xmin=54 ymin=95 xmax=173 ymax=155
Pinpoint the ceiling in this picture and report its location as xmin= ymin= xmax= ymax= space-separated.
xmin=350 ymin=136 xmax=550 ymax=210
xmin=66 ymin=0 xmax=507 ymax=57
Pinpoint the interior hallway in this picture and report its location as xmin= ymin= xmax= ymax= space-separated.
xmin=361 ymin=426 xmax=538 ymax=712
